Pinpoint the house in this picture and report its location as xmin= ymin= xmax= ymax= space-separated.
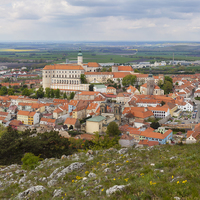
xmin=148 ymin=107 xmax=170 ymax=119
xmin=162 ymin=102 xmax=178 ymax=117
xmin=17 ymin=110 xmax=40 ymax=125
xmin=176 ymin=101 xmax=194 ymax=112
xmin=107 ymin=87 xmax=116 ymax=95
xmin=9 ymin=119 xmax=23 ymax=130
xmin=186 ymin=123 xmax=200 ymax=144
xmin=140 ymin=127 xmax=173 ymax=144
xmin=116 ymin=93 xmax=132 ymax=104
xmin=119 ymin=134 xmax=134 ymax=147
xmin=137 ymin=139 xmax=159 ymax=147
xmin=64 ymin=118 xmax=80 ymax=129
xmin=86 ymin=102 xmax=100 ymax=117
xmin=40 ymin=118 xmax=56 ymax=127
xmin=127 ymin=85 xmax=140 ymax=95
xmin=53 ymin=104 xmax=68 ymax=119
xmin=93 ymin=85 xmax=107 ymax=93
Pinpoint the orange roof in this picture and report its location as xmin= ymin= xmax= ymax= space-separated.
xmin=86 ymin=62 xmax=101 ymax=68
xmin=64 ymin=118 xmax=77 ymax=125
xmin=87 ymin=102 xmax=98 ymax=110
xmin=112 ymin=72 xmax=131 ymax=78
xmin=107 ymin=87 xmax=116 ymax=90
xmin=17 ymin=110 xmax=36 ymax=116
xmin=120 ymin=134 xmax=134 ymax=140
xmin=148 ymin=107 xmax=169 ymax=112
xmin=138 ymin=139 xmax=159 ymax=146
xmin=84 ymin=72 xmax=112 ymax=75
xmin=69 ymin=100 xmax=78 ymax=106
xmin=79 ymin=91 xmax=100 ymax=96
xmin=118 ymin=66 xmax=134 ymax=72
xmin=43 ymin=64 xmax=84 ymax=70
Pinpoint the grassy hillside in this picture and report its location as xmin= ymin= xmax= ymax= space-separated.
xmin=0 ymin=143 xmax=200 ymax=199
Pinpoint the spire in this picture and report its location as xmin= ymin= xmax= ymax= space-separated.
xmin=148 ymin=66 xmax=153 ymax=78
xmin=78 ymin=47 xmax=82 ymax=56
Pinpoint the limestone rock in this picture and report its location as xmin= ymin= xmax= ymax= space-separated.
xmin=86 ymin=150 xmax=93 ymax=156
xmin=53 ymin=189 xmax=63 ymax=198
xmin=61 ymin=155 xmax=67 ymax=160
xmin=17 ymin=185 xmax=46 ymax=198
xmin=118 ymin=148 xmax=128 ymax=155
xmin=88 ymin=172 xmax=97 ymax=178
xmin=47 ymin=179 xmax=57 ymax=187
xmin=18 ymin=175 xmax=27 ymax=184
xmin=48 ymin=166 xmax=64 ymax=179
xmin=106 ymin=185 xmax=126 ymax=196
xmin=55 ymin=162 xmax=85 ymax=179
xmin=103 ymin=168 xmax=111 ymax=173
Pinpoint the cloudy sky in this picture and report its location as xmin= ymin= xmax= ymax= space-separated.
xmin=0 ymin=0 xmax=200 ymax=41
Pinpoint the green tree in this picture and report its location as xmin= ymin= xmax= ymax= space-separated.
xmin=106 ymin=122 xmax=121 ymax=136
xmin=161 ymin=101 xmax=166 ymax=106
xmin=36 ymin=86 xmax=44 ymax=98
xmin=164 ymin=76 xmax=173 ymax=84
xmin=80 ymin=74 xmax=87 ymax=84
xmin=163 ymin=81 xmax=173 ymax=94
xmin=50 ymin=89 xmax=55 ymax=98
xmin=8 ymin=88 xmax=14 ymax=95
xmin=150 ymin=121 xmax=160 ymax=129
xmin=63 ymin=92 xmax=67 ymax=99
xmin=22 ymin=88 xmax=31 ymax=96
xmin=54 ymin=89 xmax=60 ymax=98
xmin=45 ymin=87 xmax=51 ymax=98
xmin=122 ymin=74 xmax=137 ymax=87
xmin=89 ymin=84 xmax=94 ymax=91
xmin=0 ymin=86 xmax=7 ymax=95
xmin=21 ymin=153 xmax=40 ymax=170
xmin=175 ymin=82 xmax=178 ymax=86
xmin=134 ymin=69 xmax=139 ymax=73
xmin=69 ymin=92 xmax=75 ymax=99
xmin=101 ymin=67 xmax=107 ymax=72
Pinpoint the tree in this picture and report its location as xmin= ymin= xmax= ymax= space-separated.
xmin=36 ymin=87 xmax=44 ymax=98
xmin=21 ymin=153 xmax=40 ymax=170
xmin=80 ymin=74 xmax=87 ymax=84
xmin=158 ymin=80 xmax=163 ymax=88
xmin=164 ymin=76 xmax=173 ymax=84
xmin=163 ymin=81 xmax=173 ymax=94
xmin=8 ymin=88 xmax=14 ymax=95
xmin=89 ymin=84 xmax=94 ymax=91
xmin=122 ymin=74 xmax=137 ymax=87
xmin=134 ymin=69 xmax=139 ymax=73
xmin=106 ymin=121 xmax=121 ymax=136
xmin=101 ymin=67 xmax=107 ymax=72
xmin=150 ymin=121 xmax=160 ymax=129
xmin=69 ymin=92 xmax=75 ymax=99
xmin=22 ymin=88 xmax=30 ymax=96
xmin=50 ymin=89 xmax=55 ymax=98
xmin=175 ymin=82 xmax=178 ymax=86
xmin=45 ymin=87 xmax=51 ymax=98
xmin=63 ymin=92 xmax=67 ymax=99
xmin=117 ymin=78 xmax=120 ymax=83
xmin=161 ymin=101 xmax=166 ymax=106
xmin=0 ymin=86 xmax=7 ymax=95
xmin=69 ymin=125 xmax=73 ymax=130
xmin=54 ymin=89 xmax=60 ymax=98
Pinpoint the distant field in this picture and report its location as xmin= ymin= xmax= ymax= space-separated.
xmin=0 ymin=49 xmax=40 ymax=52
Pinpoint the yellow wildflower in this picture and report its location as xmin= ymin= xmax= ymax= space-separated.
xmin=97 ymin=162 xmax=99 ymax=164
xmin=72 ymin=180 xmax=74 ymax=183
xmin=101 ymin=188 xmax=104 ymax=191
xmin=172 ymin=176 xmax=174 ymax=179
xmin=85 ymin=171 xmax=89 ymax=175
xmin=182 ymin=180 xmax=187 ymax=183
xmin=126 ymin=160 xmax=129 ymax=163
xmin=124 ymin=178 xmax=129 ymax=182
xmin=177 ymin=181 xmax=179 ymax=184
xmin=113 ymin=178 xmax=116 ymax=180
xmin=65 ymin=193 xmax=66 ymax=196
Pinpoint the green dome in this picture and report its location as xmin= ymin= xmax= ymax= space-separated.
xmin=78 ymin=47 xmax=82 ymax=56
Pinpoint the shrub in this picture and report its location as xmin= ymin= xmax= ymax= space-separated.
xmin=21 ymin=153 xmax=40 ymax=170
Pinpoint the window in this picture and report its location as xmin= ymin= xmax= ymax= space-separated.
xmin=57 ymin=75 xmax=58 ymax=77
xmin=53 ymin=75 xmax=54 ymax=77
xmin=46 ymin=75 xmax=47 ymax=77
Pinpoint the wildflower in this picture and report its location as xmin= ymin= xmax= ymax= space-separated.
xmin=177 ymin=181 xmax=179 ymax=184
xmin=76 ymin=176 xmax=82 ymax=180
xmin=172 ymin=176 xmax=174 ymax=179
xmin=72 ymin=180 xmax=74 ymax=183
xmin=140 ymin=173 xmax=144 ymax=176
xmin=113 ymin=178 xmax=116 ymax=180
xmin=97 ymin=162 xmax=99 ymax=164
xmin=124 ymin=178 xmax=129 ymax=182
xmin=65 ymin=193 xmax=66 ymax=196
xmin=150 ymin=181 xmax=156 ymax=185
xmin=85 ymin=171 xmax=89 ymax=175
xmin=126 ymin=160 xmax=129 ymax=163
xmin=182 ymin=180 xmax=187 ymax=183
xmin=101 ymin=188 xmax=104 ymax=192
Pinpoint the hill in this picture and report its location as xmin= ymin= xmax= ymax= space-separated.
xmin=0 ymin=143 xmax=200 ymax=199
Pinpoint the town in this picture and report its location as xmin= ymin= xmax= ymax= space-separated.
xmin=0 ymin=48 xmax=199 ymax=147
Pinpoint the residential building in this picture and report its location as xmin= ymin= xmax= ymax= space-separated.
xmin=119 ymin=134 xmax=134 ymax=147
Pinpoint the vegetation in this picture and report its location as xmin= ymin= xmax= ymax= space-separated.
xmin=21 ymin=153 xmax=40 ymax=170
xmin=122 ymin=74 xmax=137 ymax=87
xmin=106 ymin=122 xmax=121 ymax=136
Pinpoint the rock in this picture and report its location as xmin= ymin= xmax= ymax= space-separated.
xmin=103 ymin=168 xmax=111 ymax=173
xmin=53 ymin=189 xmax=63 ymax=198
xmin=55 ymin=162 xmax=85 ymax=179
xmin=15 ymin=170 xmax=27 ymax=174
xmin=48 ymin=166 xmax=64 ymax=179
xmin=170 ymin=156 xmax=177 ymax=160
xmin=160 ymin=170 xmax=164 ymax=173
xmin=61 ymin=155 xmax=67 ymax=160
xmin=118 ymin=148 xmax=128 ymax=155
xmin=82 ymin=177 xmax=87 ymax=181
xmin=72 ymin=154 xmax=79 ymax=161
xmin=0 ymin=181 xmax=3 ymax=188
xmin=82 ymin=190 xmax=90 ymax=196
xmin=86 ymin=150 xmax=93 ymax=156
xmin=18 ymin=175 xmax=27 ymax=184
xmin=116 ymin=167 xmax=122 ymax=172
xmin=87 ymin=156 xmax=94 ymax=161
xmin=47 ymin=179 xmax=57 ymax=187
xmin=88 ymin=172 xmax=97 ymax=178
xmin=17 ymin=185 xmax=46 ymax=198
xmin=106 ymin=185 xmax=126 ymax=196
xmin=150 ymin=163 xmax=155 ymax=166
xmin=174 ymin=197 xmax=181 ymax=200
xmin=94 ymin=185 xmax=103 ymax=190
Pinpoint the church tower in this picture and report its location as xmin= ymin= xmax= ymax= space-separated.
xmin=114 ymin=104 xmax=121 ymax=124
xmin=147 ymin=66 xmax=155 ymax=95
xmin=77 ymin=47 xmax=83 ymax=65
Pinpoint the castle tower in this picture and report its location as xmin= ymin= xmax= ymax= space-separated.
xmin=77 ymin=47 xmax=83 ymax=65
xmin=114 ymin=104 xmax=121 ymax=124
xmin=147 ymin=66 xmax=155 ymax=95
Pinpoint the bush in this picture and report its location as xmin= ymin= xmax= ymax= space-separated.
xmin=21 ymin=153 xmax=40 ymax=170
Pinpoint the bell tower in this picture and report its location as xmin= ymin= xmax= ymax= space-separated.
xmin=147 ymin=66 xmax=155 ymax=95
xmin=100 ymin=103 xmax=107 ymax=114
xmin=114 ymin=104 xmax=121 ymax=124
xmin=77 ymin=47 xmax=83 ymax=65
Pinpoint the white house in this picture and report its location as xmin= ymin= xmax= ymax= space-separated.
xmin=148 ymin=107 xmax=170 ymax=118
xmin=177 ymin=101 xmax=193 ymax=112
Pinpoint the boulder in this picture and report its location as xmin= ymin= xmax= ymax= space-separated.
xmin=86 ymin=150 xmax=93 ymax=156
xmin=88 ymin=172 xmax=97 ymax=178
xmin=61 ymin=155 xmax=67 ymax=160
xmin=55 ymin=162 xmax=85 ymax=179
xmin=118 ymin=148 xmax=128 ymax=155
xmin=103 ymin=168 xmax=111 ymax=173
xmin=53 ymin=189 xmax=63 ymax=198
xmin=47 ymin=179 xmax=57 ymax=187
xmin=18 ymin=175 xmax=27 ymax=184
xmin=106 ymin=185 xmax=126 ymax=196
xmin=17 ymin=185 xmax=46 ymax=198
xmin=48 ymin=166 xmax=64 ymax=179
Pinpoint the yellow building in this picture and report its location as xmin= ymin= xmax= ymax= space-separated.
xmin=17 ymin=110 xmax=39 ymax=125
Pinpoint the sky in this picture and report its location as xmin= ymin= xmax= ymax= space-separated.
xmin=0 ymin=0 xmax=200 ymax=41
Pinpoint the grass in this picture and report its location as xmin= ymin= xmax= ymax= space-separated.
xmin=1 ymin=144 xmax=200 ymax=199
